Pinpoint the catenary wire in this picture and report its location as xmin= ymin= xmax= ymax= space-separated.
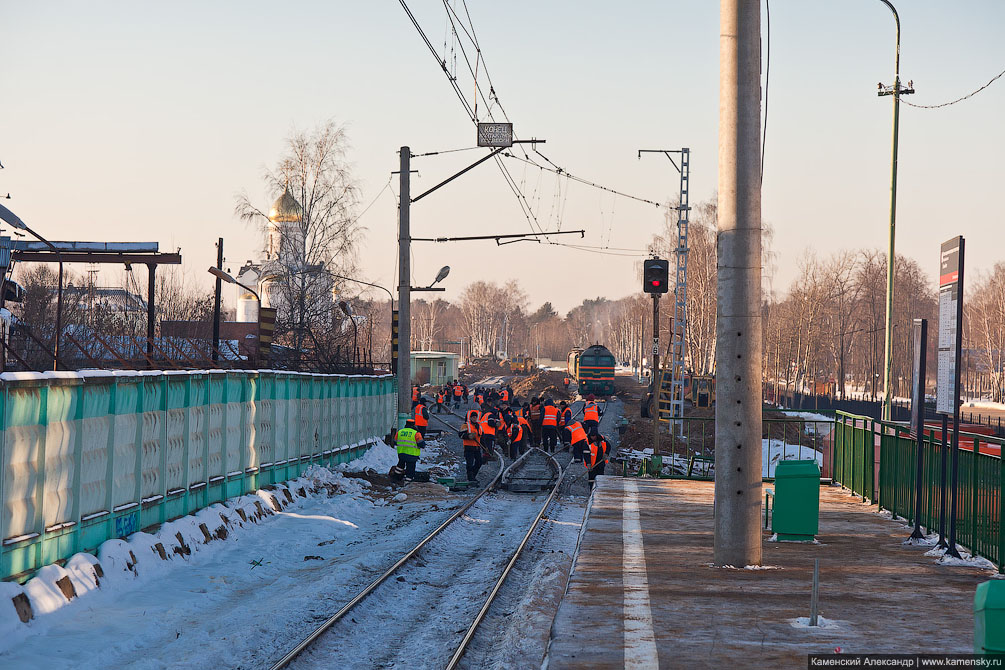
xmin=901 ymin=65 xmax=1005 ymax=109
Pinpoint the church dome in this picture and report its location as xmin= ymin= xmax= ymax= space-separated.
xmin=269 ymin=186 xmax=303 ymax=224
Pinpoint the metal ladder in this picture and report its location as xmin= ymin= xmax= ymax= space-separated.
xmin=657 ymin=148 xmax=690 ymax=432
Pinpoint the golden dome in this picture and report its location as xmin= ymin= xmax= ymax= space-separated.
xmin=268 ymin=186 xmax=302 ymax=223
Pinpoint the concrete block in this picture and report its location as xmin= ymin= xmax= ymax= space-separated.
xmin=12 ymin=593 xmax=33 ymax=623
xmin=55 ymin=575 xmax=76 ymax=601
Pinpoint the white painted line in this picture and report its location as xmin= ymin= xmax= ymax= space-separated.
xmin=623 ymin=479 xmax=659 ymax=669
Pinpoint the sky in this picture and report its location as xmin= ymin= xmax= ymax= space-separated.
xmin=1 ymin=1 xmax=1003 ymax=314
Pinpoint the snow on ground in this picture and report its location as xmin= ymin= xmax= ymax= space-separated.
xmin=965 ymin=400 xmax=1005 ymax=411
xmin=778 ymin=411 xmax=835 ymax=436
xmin=0 ymin=446 xmax=466 ymax=670
xmin=618 ymin=438 xmax=822 ymax=479
xmin=763 ymin=439 xmax=822 ymax=478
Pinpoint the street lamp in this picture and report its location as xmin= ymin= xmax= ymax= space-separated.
xmin=876 ymin=0 xmax=914 ymax=421
xmin=208 ymin=266 xmax=260 ymax=301
xmin=0 ymin=203 xmax=64 ymax=370
xmin=207 ymin=267 xmax=260 ymax=366
xmin=339 ymin=300 xmax=358 ymax=365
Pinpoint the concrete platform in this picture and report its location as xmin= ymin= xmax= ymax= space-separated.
xmin=547 ymin=476 xmax=990 ymax=669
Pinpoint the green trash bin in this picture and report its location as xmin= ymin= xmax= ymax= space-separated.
xmin=975 ymin=580 xmax=1005 ymax=654
xmin=771 ymin=459 xmax=820 ymax=542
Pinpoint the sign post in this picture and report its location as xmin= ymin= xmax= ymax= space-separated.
xmin=908 ymin=318 xmax=928 ymax=541
xmin=937 ymin=236 xmax=965 ymax=558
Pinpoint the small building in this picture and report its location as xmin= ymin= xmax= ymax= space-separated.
xmin=411 ymin=351 xmax=459 ymax=386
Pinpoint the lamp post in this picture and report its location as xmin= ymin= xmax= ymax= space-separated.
xmin=208 ymin=267 xmax=260 ymax=366
xmin=0 ymin=203 xmax=64 ymax=370
xmin=339 ymin=300 xmax=358 ymax=365
xmin=876 ymin=0 xmax=914 ymax=421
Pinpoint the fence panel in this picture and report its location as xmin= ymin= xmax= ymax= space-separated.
xmin=834 ymin=411 xmax=1005 ymax=572
xmin=1 ymin=370 xmax=394 ymax=582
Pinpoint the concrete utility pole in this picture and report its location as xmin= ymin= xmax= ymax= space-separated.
xmin=715 ymin=0 xmax=763 ymax=567
xmin=397 ymin=146 xmax=412 ymax=427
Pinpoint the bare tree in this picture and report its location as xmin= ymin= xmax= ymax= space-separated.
xmin=235 ymin=121 xmax=362 ymax=355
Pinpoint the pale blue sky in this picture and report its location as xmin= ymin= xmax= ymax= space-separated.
xmin=1 ymin=1 xmax=1002 ymax=312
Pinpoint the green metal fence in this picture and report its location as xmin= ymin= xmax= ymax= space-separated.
xmin=650 ymin=411 xmax=836 ymax=480
xmin=1 ymin=369 xmax=396 ymax=582
xmin=833 ymin=410 xmax=1005 ymax=572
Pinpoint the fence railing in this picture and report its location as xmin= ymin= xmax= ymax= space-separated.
xmin=653 ymin=411 xmax=836 ymax=479
xmin=1 ymin=369 xmax=396 ymax=582
xmin=833 ymin=410 xmax=1005 ymax=572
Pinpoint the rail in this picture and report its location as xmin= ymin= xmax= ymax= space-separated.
xmin=833 ymin=410 xmax=1005 ymax=572
xmin=445 ymin=448 xmax=565 ymax=669
xmin=268 ymin=451 xmax=507 ymax=670
xmin=269 ymin=445 xmax=561 ymax=669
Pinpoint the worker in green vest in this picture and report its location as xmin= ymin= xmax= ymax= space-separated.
xmin=394 ymin=418 xmax=425 ymax=480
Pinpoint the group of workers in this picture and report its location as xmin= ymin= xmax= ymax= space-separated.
xmin=393 ymin=381 xmax=613 ymax=487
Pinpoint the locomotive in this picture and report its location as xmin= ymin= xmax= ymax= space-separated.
xmin=567 ymin=344 xmax=616 ymax=396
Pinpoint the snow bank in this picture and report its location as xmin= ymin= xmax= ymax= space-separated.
xmin=340 ymin=440 xmax=398 ymax=473
xmin=779 ymin=411 xmax=834 ymax=437
xmin=763 ymin=439 xmax=822 ymax=478
xmin=4 ymin=442 xmax=387 ymax=630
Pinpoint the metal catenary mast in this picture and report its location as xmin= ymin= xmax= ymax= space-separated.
xmin=640 ymin=148 xmax=690 ymax=433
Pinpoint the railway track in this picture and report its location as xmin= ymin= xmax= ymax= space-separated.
xmin=270 ymin=447 xmax=565 ymax=670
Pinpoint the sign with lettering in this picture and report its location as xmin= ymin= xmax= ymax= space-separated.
xmin=477 ymin=122 xmax=513 ymax=148
xmin=936 ymin=236 xmax=964 ymax=415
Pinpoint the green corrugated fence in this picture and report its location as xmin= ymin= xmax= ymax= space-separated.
xmin=0 ymin=369 xmax=396 ymax=582
xmin=833 ymin=411 xmax=1005 ymax=572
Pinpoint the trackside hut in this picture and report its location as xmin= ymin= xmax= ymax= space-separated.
xmin=410 ymin=351 xmax=459 ymax=386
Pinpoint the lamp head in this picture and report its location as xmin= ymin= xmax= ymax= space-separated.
xmin=0 ymin=203 xmax=27 ymax=231
xmin=339 ymin=300 xmax=353 ymax=316
xmin=432 ymin=265 xmax=451 ymax=286
xmin=207 ymin=266 xmax=237 ymax=284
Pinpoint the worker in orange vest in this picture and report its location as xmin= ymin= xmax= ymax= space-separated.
xmin=453 ymin=383 xmax=464 ymax=408
xmin=564 ymin=419 xmax=589 ymax=462
xmin=541 ymin=399 xmax=559 ymax=452
xmin=508 ymin=414 xmax=527 ymax=459
xmin=558 ymin=402 xmax=574 ymax=446
xmin=459 ymin=411 xmax=483 ymax=483
xmin=435 ymin=388 xmax=446 ymax=413
xmin=413 ymin=398 xmax=429 ymax=431
xmin=517 ymin=408 xmax=534 ymax=452
xmin=563 ymin=376 xmax=571 ymax=390
xmin=411 ymin=385 xmax=420 ymax=408
xmin=583 ymin=394 xmax=602 ymax=436
xmin=500 ymin=387 xmax=510 ymax=403
xmin=478 ymin=405 xmax=498 ymax=461
xmin=585 ymin=433 xmax=610 ymax=485
xmin=529 ymin=397 xmax=542 ymax=446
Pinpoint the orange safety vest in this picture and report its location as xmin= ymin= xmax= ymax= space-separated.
xmin=511 ymin=422 xmax=524 ymax=443
xmin=566 ymin=421 xmax=587 ymax=444
xmin=476 ymin=394 xmax=484 ymax=405
xmin=518 ymin=415 xmax=532 ymax=433
xmin=412 ymin=387 xmax=419 ymax=402
xmin=462 ymin=419 xmax=481 ymax=447
xmin=584 ymin=402 xmax=600 ymax=422
xmin=414 ymin=405 xmax=428 ymax=428
xmin=560 ymin=408 xmax=573 ymax=426
xmin=586 ymin=439 xmax=609 ymax=469
xmin=436 ymin=392 xmax=444 ymax=404
xmin=479 ymin=412 xmax=496 ymax=436
xmin=496 ymin=411 xmax=507 ymax=433
xmin=542 ymin=405 xmax=559 ymax=427
xmin=501 ymin=389 xmax=509 ymax=402
xmin=454 ymin=386 xmax=463 ymax=397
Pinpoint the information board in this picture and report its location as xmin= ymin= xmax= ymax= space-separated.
xmin=936 ymin=236 xmax=964 ymax=415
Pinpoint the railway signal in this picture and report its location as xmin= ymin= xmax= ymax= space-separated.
xmin=642 ymin=258 xmax=669 ymax=294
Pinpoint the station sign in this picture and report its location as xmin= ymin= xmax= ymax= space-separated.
xmin=477 ymin=122 xmax=513 ymax=148
xmin=936 ymin=236 xmax=964 ymax=416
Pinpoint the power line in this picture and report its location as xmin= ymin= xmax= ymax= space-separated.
xmin=901 ymin=66 xmax=1005 ymax=109
xmin=503 ymin=151 xmax=663 ymax=207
